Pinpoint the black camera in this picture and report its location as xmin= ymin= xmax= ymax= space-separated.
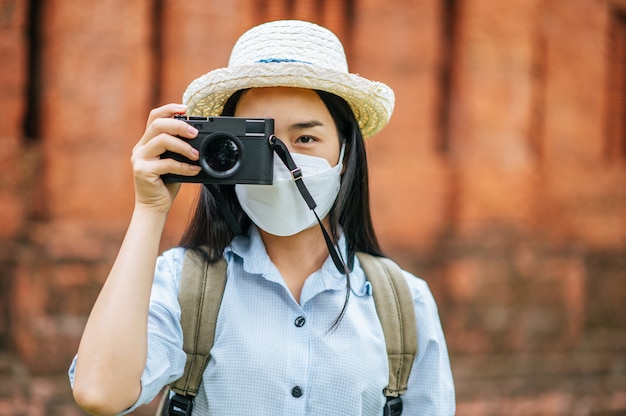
xmin=161 ymin=115 xmax=274 ymax=185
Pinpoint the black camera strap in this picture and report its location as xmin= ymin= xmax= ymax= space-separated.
xmin=205 ymin=183 xmax=243 ymax=236
xmin=268 ymin=135 xmax=350 ymax=276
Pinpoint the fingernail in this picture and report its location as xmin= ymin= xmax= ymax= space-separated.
xmin=188 ymin=125 xmax=198 ymax=136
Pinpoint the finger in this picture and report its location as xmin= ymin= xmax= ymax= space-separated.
xmin=138 ymin=117 xmax=199 ymax=148
xmin=145 ymin=103 xmax=188 ymax=129
xmin=134 ymin=157 xmax=202 ymax=179
xmin=135 ymin=132 xmax=200 ymax=162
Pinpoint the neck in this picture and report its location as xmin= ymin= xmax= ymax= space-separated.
xmin=259 ymin=220 xmax=335 ymax=303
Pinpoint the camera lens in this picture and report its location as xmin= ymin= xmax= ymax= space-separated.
xmin=205 ymin=136 xmax=239 ymax=171
xmin=199 ymin=132 xmax=242 ymax=178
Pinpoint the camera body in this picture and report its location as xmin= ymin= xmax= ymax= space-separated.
xmin=161 ymin=115 xmax=274 ymax=185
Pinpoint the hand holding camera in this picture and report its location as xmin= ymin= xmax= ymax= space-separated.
xmin=131 ymin=104 xmax=202 ymax=213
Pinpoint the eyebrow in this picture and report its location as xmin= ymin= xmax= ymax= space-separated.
xmin=288 ymin=120 xmax=324 ymax=131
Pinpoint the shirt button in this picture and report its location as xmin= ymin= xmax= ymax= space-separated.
xmin=294 ymin=316 xmax=306 ymax=327
xmin=291 ymin=386 xmax=304 ymax=398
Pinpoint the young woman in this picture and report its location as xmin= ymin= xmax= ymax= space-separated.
xmin=70 ymin=20 xmax=455 ymax=415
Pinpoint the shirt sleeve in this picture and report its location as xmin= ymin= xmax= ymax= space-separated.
xmin=400 ymin=271 xmax=456 ymax=415
xmin=68 ymin=248 xmax=188 ymax=415
xmin=122 ymin=248 xmax=188 ymax=414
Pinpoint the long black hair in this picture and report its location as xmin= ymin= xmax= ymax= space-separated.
xmin=179 ymin=89 xmax=384 ymax=265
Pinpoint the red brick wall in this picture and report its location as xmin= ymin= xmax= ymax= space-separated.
xmin=0 ymin=0 xmax=625 ymax=414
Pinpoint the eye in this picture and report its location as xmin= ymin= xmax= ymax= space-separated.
xmin=296 ymin=135 xmax=316 ymax=144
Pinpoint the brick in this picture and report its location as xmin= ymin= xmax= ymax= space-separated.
xmin=49 ymin=262 xmax=101 ymax=316
xmin=0 ymin=0 xmax=27 ymax=240
xmin=541 ymin=0 xmax=608 ymax=163
xmin=0 ymin=0 xmax=27 ymax=139
xmin=442 ymin=239 xmax=587 ymax=354
xmin=42 ymin=140 xmax=135 ymax=221
xmin=537 ymin=163 xmax=626 ymax=249
xmin=29 ymin=219 xmax=124 ymax=261
xmin=159 ymin=0 xmax=258 ymax=103
xmin=11 ymin=253 xmax=86 ymax=374
xmin=39 ymin=0 xmax=154 ymax=222
xmin=370 ymin=157 xmax=451 ymax=253
xmin=0 ymin=188 xmax=24 ymax=240
xmin=354 ymin=0 xmax=450 ymax=252
xmin=0 ymin=129 xmax=43 ymax=242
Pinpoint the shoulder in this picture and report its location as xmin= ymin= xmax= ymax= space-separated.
xmin=396 ymin=268 xmax=456 ymax=413
xmin=356 ymin=254 xmax=444 ymax=340
xmin=360 ymin=255 xmax=444 ymax=339
xmin=153 ymin=247 xmax=188 ymax=293
xmin=400 ymin=269 xmax=440 ymax=314
xmin=357 ymin=253 xmax=439 ymax=314
xmin=396 ymin=268 xmax=446 ymax=339
xmin=394 ymin=270 xmax=447 ymax=359
xmin=155 ymin=247 xmax=235 ymax=290
xmin=157 ymin=246 xmax=187 ymax=265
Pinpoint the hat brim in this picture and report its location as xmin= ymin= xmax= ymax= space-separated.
xmin=182 ymin=62 xmax=394 ymax=138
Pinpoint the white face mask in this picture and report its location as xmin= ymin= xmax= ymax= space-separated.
xmin=235 ymin=145 xmax=345 ymax=236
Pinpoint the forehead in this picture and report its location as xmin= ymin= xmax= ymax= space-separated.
xmin=234 ymin=87 xmax=332 ymax=119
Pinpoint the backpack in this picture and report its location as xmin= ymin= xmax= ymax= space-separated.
xmin=157 ymin=250 xmax=417 ymax=416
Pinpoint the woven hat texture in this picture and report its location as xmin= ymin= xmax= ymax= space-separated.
xmin=182 ymin=20 xmax=395 ymax=138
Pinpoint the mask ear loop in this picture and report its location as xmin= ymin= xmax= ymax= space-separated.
xmin=268 ymin=135 xmax=351 ymax=276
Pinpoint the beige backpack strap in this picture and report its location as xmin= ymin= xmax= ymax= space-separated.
xmin=171 ymin=249 xmax=227 ymax=397
xmin=356 ymin=252 xmax=418 ymax=398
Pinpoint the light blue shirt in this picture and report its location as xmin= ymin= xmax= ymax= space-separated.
xmin=69 ymin=226 xmax=455 ymax=415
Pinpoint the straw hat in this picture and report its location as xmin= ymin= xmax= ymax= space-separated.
xmin=182 ymin=20 xmax=395 ymax=138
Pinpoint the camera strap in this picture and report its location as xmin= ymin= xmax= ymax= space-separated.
xmin=268 ymin=135 xmax=350 ymax=276
xmin=205 ymin=184 xmax=243 ymax=236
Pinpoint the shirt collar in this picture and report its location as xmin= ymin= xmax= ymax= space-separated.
xmin=226 ymin=225 xmax=370 ymax=298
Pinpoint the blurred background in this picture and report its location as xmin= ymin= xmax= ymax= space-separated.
xmin=0 ymin=0 xmax=625 ymax=415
